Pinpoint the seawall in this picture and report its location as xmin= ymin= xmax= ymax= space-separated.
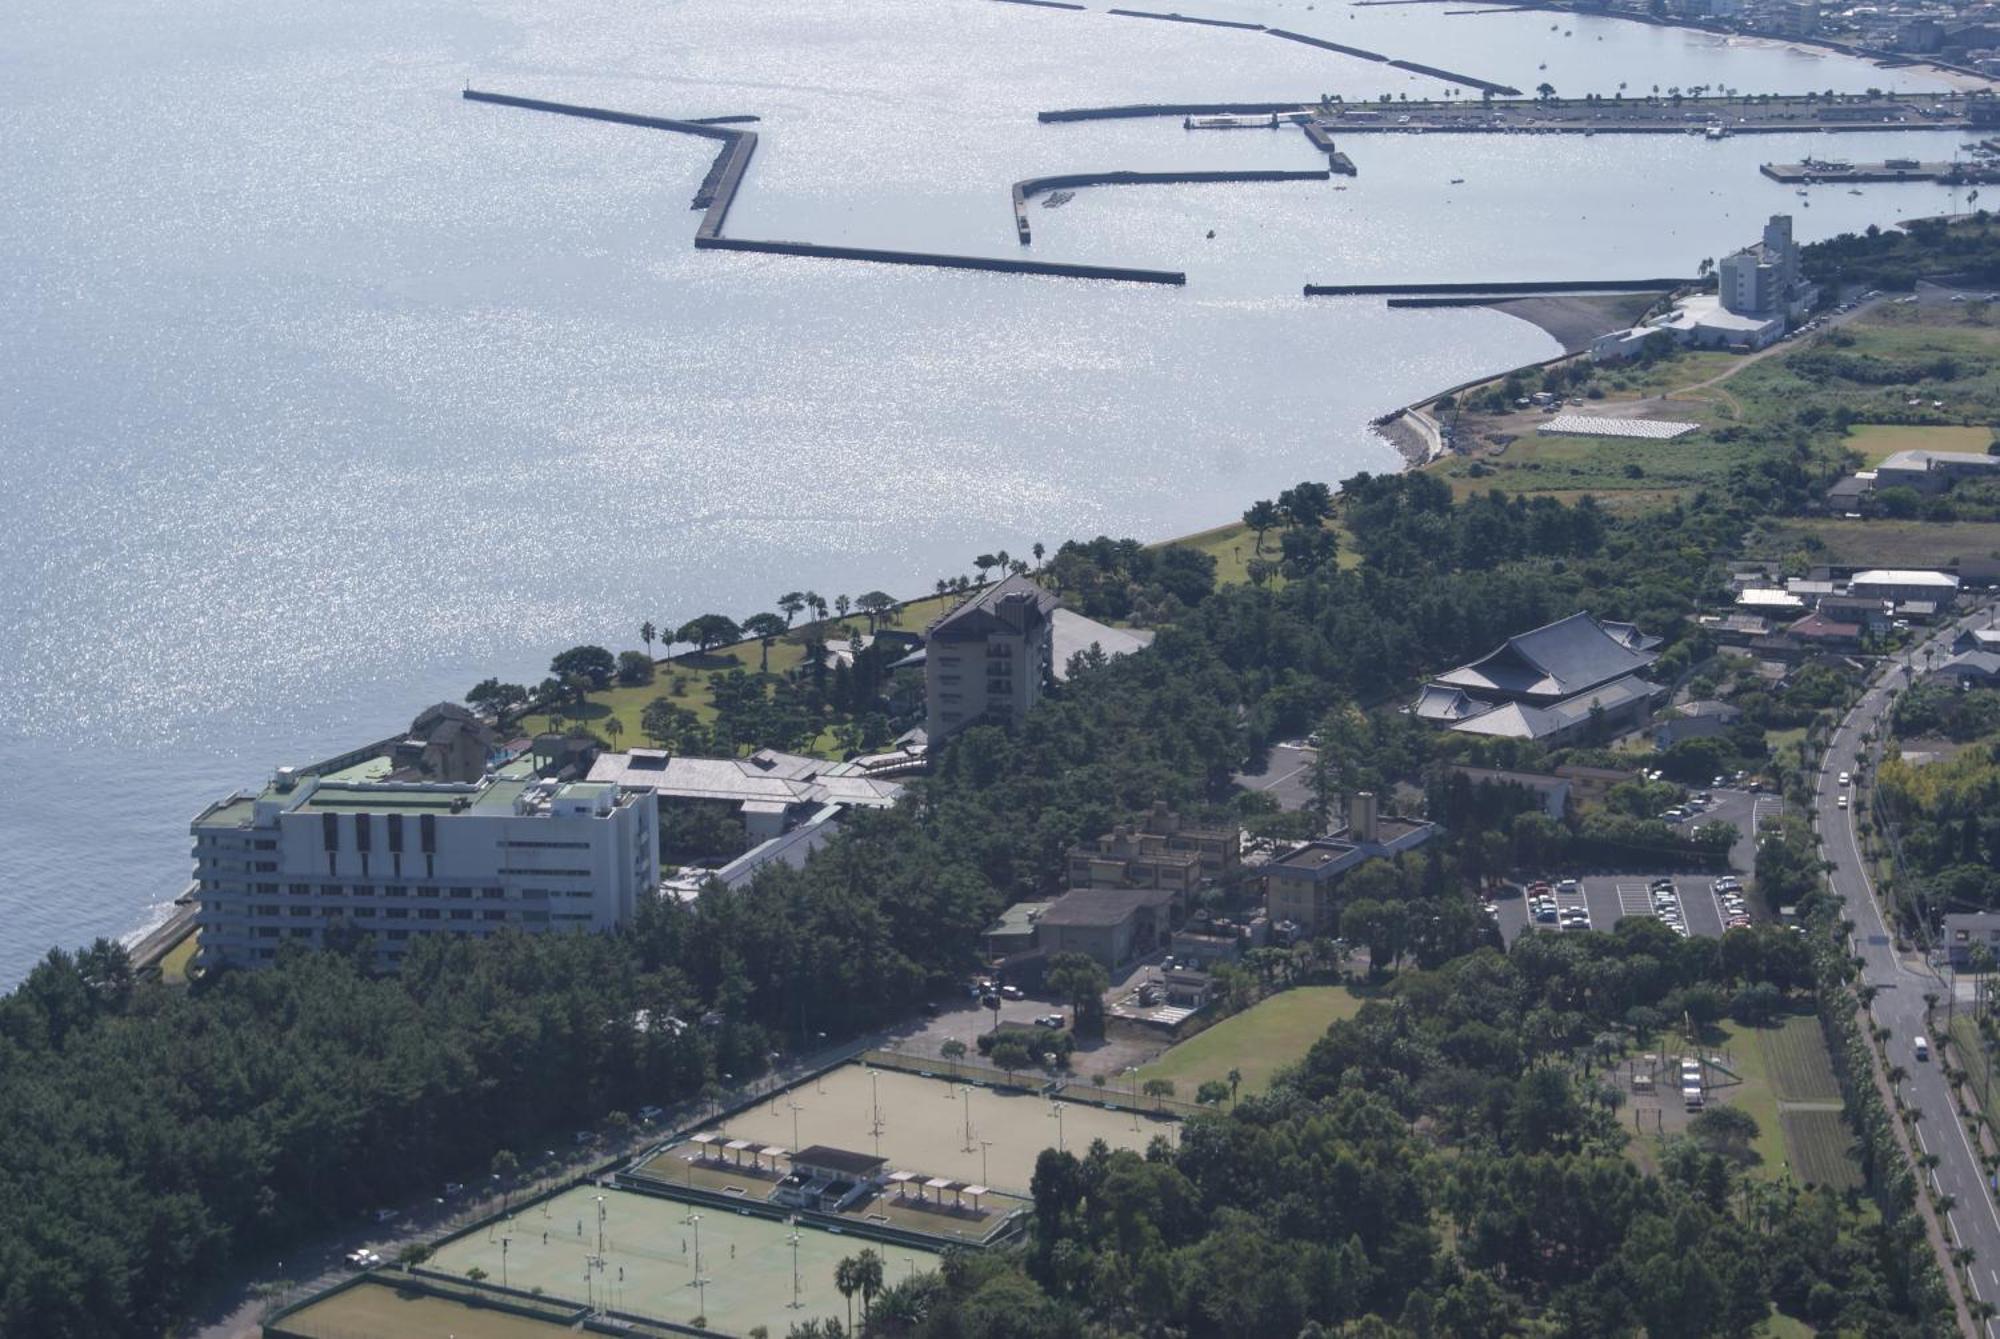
xmin=1010 ymin=168 xmax=1329 ymax=243
xmin=1306 ymin=277 xmax=1696 ymax=296
xmin=1265 ymin=27 xmax=1388 ymax=61
xmin=694 ymin=235 xmax=1186 ymax=284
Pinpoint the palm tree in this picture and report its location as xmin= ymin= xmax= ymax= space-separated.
xmin=1032 ymin=541 xmax=1045 ymax=567
xmin=834 ymin=594 xmax=851 ymax=621
xmin=854 ymin=1248 xmax=885 ymax=1323
xmin=605 ymin=717 xmax=624 ymax=747
xmin=835 ymin=1256 xmax=860 ymax=1334
xmin=805 ymin=592 xmax=828 ymax=623
xmin=640 ymin=620 xmax=656 ymax=660
xmin=1227 ymin=1067 xmax=1242 ymax=1107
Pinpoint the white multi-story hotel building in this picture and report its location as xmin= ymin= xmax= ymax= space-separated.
xmin=190 ymin=767 xmax=658 ymax=970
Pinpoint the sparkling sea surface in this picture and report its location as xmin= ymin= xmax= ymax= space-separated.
xmin=0 ymin=0 xmax=1975 ymax=985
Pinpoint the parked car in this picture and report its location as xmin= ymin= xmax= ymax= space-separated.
xmin=999 ymin=985 xmax=1024 ymax=1001
xmin=1036 ymin=1014 xmax=1065 ymax=1030
xmin=345 ymin=1249 xmax=382 ymax=1268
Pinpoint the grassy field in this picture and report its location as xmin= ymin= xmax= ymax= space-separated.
xmin=272 ymin=1278 xmax=579 ymax=1339
xmin=1754 ymin=518 xmax=2000 ymax=568
xmin=513 ymin=591 xmax=963 ymax=757
xmin=1134 ymin=986 xmax=1362 ymax=1100
xmin=1846 ymin=422 xmax=1995 ymax=466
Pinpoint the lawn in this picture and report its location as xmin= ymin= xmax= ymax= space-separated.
xmin=1699 ymin=1019 xmax=1788 ymax=1175
xmin=271 ymin=1278 xmax=581 ymax=1339
xmin=156 ymin=931 xmax=198 ymax=985
xmin=514 ymin=591 xmax=964 ymax=758
xmin=1845 ymin=422 xmax=1995 ymax=466
xmin=1135 ymin=986 xmax=1362 ymax=1100
xmin=1160 ymin=518 xmax=1356 ymax=587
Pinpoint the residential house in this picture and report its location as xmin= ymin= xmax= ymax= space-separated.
xmin=1654 ymin=700 xmax=1744 ymax=749
xmin=1944 ymin=911 xmax=2000 ymax=969
xmin=1788 ymin=611 xmax=1864 ymax=652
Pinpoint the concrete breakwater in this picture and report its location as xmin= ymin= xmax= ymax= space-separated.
xmin=1384 ymin=59 xmax=1519 ymax=95
xmin=1265 ymin=28 xmax=1389 ymax=62
xmin=694 ymin=235 xmax=1185 ymax=284
xmin=1108 ymin=7 xmax=1266 ymax=28
xmin=467 ymin=89 xmax=1184 ymax=286
xmin=1299 ymin=119 xmax=1359 ymax=174
xmin=462 ymin=89 xmax=757 ymax=236
xmin=1761 ymin=159 xmax=2000 ymax=184
xmin=1041 ymin=101 xmax=1310 ymax=122
xmin=992 ymin=0 xmax=1087 ymax=8
xmin=1306 ymin=278 xmax=1694 ymax=296
xmin=1010 ymin=168 xmax=1330 ymax=243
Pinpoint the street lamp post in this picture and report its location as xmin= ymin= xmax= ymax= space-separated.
xmin=1048 ymin=1100 xmax=1065 ymax=1154
xmin=980 ymin=1139 xmax=992 ymax=1186
xmin=501 ymin=1236 xmax=509 ymax=1288
xmin=790 ymin=1099 xmax=803 ymax=1153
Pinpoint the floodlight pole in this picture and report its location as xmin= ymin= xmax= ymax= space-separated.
xmin=980 ymin=1139 xmax=992 ymax=1185
xmin=791 ymin=1099 xmax=803 ymax=1153
xmin=1048 ymin=1101 xmax=1065 ymax=1154
xmin=962 ymin=1088 xmax=973 ymax=1152
xmin=501 ymin=1236 xmax=509 ymax=1288
xmin=789 ymin=1221 xmax=803 ymax=1309
xmin=596 ymin=1194 xmax=606 ymax=1258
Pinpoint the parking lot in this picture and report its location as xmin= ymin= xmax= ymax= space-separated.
xmin=1495 ymin=871 xmax=1754 ymax=943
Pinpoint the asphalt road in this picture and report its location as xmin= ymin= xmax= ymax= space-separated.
xmin=1821 ymin=602 xmax=2000 ymax=1332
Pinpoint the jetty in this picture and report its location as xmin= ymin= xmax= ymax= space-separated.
xmin=1010 ymin=168 xmax=1330 ymax=243
xmin=465 ymin=89 xmax=1185 ymax=286
xmin=1309 ymin=91 xmax=1971 ymax=135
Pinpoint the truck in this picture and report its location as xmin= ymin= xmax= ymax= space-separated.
xmin=1914 ymin=1036 xmax=1931 ymax=1062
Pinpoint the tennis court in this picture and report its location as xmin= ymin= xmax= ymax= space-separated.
xmin=646 ymin=1063 xmax=1172 ymax=1196
xmin=426 ymin=1184 xmax=938 ymax=1335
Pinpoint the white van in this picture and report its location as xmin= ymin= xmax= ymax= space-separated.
xmin=1683 ymin=1085 xmax=1705 ymax=1110
xmin=1914 ymin=1036 xmax=1931 ymax=1062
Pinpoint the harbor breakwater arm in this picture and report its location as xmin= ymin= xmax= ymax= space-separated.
xmin=1305 ymin=278 xmax=1695 ymax=296
xmin=1108 ymin=7 xmax=1268 ymax=28
xmin=466 ymin=89 xmax=1184 ymax=286
xmin=1010 ymin=168 xmax=1329 ymax=243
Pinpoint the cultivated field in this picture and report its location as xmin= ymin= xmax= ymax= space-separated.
xmin=1781 ymin=1109 xmax=1865 ymax=1191
xmin=656 ymin=1063 xmax=1167 ymax=1196
xmin=270 ymin=1278 xmax=577 ymax=1339
xmin=426 ymin=1184 xmax=938 ymax=1336
xmin=1134 ymin=986 xmax=1361 ymax=1099
xmin=1761 ymin=1015 xmax=1841 ymax=1103
xmin=1755 ymin=518 xmax=2000 ymax=568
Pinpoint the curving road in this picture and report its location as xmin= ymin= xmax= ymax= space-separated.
xmin=1819 ymin=598 xmax=1998 ymax=1333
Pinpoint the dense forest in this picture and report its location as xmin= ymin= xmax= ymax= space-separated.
xmin=0 ymin=412 xmax=1949 ymax=1336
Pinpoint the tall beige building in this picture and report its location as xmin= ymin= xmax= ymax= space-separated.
xmin=923 ymin=574 xmax=1058 ymax=742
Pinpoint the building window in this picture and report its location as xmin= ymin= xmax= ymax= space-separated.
xmin=385 ymin=907 xmax=409 ymax=920
xmin=419 ymin=908 xmax=440 ymax=920
xmin=483 ymin=909 xmax=506 ymax=921
xmin=449 ymin=909 xmax=472 ymax=920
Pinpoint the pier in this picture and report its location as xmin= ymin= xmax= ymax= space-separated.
xmin=1108 ymin=7 xmax=1266 ymax=29
xmin=466 ymin=89 xmax=1185 ymax=286
xmin=1044 ymin=91 xmax=1977 ymax=134
xmin=1010 ymin=168 xmax=1330 ymax=243
xmin=1761 ymin=158 xmax=2000 ymax=184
